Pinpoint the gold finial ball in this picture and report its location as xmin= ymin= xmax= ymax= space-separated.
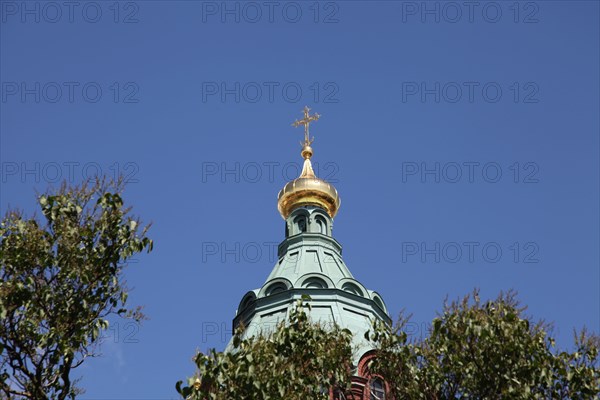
xmin=301 ymin=145 xmax=313 ymax=159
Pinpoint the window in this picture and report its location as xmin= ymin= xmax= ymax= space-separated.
xmin=314 ymin=215 xmax=327 ymax=234
xmin=342 ymin=282 xmax=364 ymax=297
xmin=265 ymin=282 xmax=287 ymax=296
xmin=294 ymin=216 xmax=307 ymax=234
xmin=303 ymin=277 xmax=328 ymax=289
xmin=239 ymin=294 xmax=255 ymax=311
xmin=373 ymin=296 xmax=386 ymax=312
xmin=370 ymin=378 xmax=385 ymax=400
xmin=316 ymin=219 xmax=324 ymax=233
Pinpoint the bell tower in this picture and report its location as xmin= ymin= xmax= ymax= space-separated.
xmin=229 ymin=107 xmax=391 ymax=399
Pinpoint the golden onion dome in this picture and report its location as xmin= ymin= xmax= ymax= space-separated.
xmin=277 ymin=107 xmax=341 ymax=219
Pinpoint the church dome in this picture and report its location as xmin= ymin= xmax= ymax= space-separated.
xmin=277 ymin=145 xmax=340 ymax=219
xmin=277 ymin=108 xmax=341 ymax=219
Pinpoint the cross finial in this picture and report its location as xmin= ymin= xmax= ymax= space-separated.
xmin=292 ymin=106 xmax=320 ymax=146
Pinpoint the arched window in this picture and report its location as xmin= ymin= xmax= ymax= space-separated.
xmin=303 ymin=277 xmax=328 ymax=289
xmin=265 ymin=282 xmax=287 ymax=296
xmin=373 ymin=296 xmax=386 ymax=313
xmin=342 ymin=282 xmax=364 ymax=297
xmin=314 ymin=215 xmax=327 ymax=234
xmin=240 ymin=295 xmax=254 ymax=311
xmin=316 ymin=219 xmax=324 ymax=233
xmin=293 ymin=216 xmax=307 ymax=234
xmin=370 ymin=378 xmax=385 ymax=400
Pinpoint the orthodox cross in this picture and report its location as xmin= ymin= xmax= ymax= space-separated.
xmin=292 ymin=106 xmax=320 ymax=146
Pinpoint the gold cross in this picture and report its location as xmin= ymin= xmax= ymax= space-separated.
xmin=292 ymin=106 xmax=320 ymax=146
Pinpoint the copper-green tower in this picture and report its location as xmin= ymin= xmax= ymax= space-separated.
xmin=228 ymin=107 xmax=391 ymax=369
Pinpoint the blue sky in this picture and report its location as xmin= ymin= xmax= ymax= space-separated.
xmin=1 ymin=1 xmax=599 ymax=398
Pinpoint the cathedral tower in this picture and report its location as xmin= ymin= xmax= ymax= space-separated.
xmin=229 ymin=107 xmax=391 ymax=399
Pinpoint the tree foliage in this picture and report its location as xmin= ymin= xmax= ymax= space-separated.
xmin=367 ymin=290 xmax=600 ymax=399
xmin=176 ymin=300 xmax=354 ymax=400
xmin=0 ymin=179 xmax=152 ymax=399
xmin=177 ymin=291 xmax=598 ymax=400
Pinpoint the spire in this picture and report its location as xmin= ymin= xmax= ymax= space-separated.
xmin=277 ymin=107 xmax=341 ymax=219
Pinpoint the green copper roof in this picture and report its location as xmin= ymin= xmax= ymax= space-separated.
xmin=227 ymin=205 xmax=391 ymax=364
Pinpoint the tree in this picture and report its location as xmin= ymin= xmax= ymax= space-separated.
xmin=367 ymin=290 xmax=600 ymax=399
xmin=0 ymin=179 xmax=153 ymax=399
xmin=177 ymin=291 xmax=599 ymax=399
xmin=176 ymin=300 xmax=354 ymax=400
